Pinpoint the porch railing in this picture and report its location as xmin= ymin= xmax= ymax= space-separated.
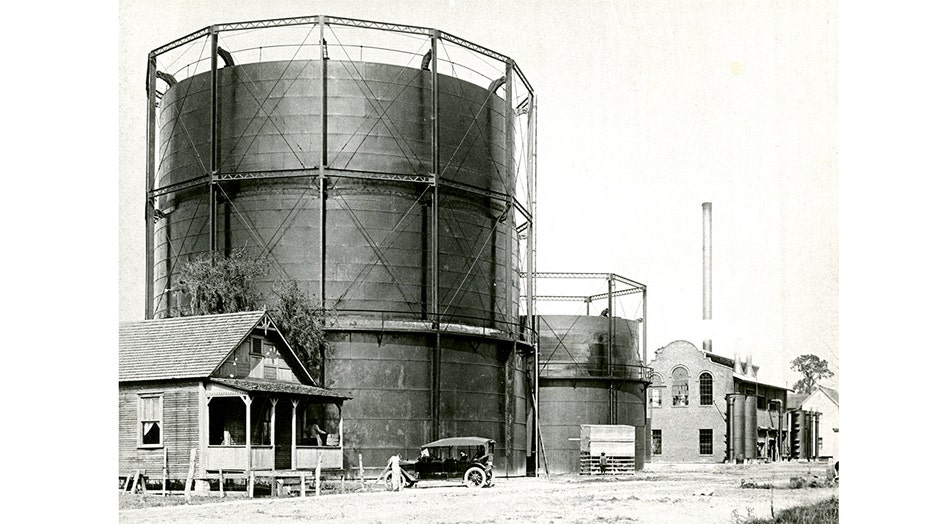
xmin=206 ymin=445 xmax=342 ymax=470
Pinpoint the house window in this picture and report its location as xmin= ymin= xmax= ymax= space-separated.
xmin=652 ymin=430 xmax=662 ymax=455
xmin=699 ymin=429 xmax=713 ymax=455
xmin=649 ymin=388 xmax=663 ymax=407
xmin=139 ymin=394 xmax=163 ymax=447
xmin=672 ymin=367 xmax=689 ymax=406
xmin=699 ymin=372 xmax=713 ymax=405
xmin=251 ymin=337 xmax=263 ymax=355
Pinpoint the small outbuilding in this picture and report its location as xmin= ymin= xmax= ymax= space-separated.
xmin=118 ymin=310 xmax=350 ymax=492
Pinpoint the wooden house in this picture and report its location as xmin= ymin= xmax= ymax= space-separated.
xmin=118 ymin=311 xmax=350 ymax=491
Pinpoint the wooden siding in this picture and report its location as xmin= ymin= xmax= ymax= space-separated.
xmin=119 ymin=380 xmax=201 ymax=480
xmin=214 ymin=336 xmax=300 ymax=384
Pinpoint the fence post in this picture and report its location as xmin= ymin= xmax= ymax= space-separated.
xmin=162 ymin=447 xmax=168 ymax=497
xmin=184 ymin=449 xmax=197 ymax=502
xmin=358 ymin=454 xmax=365 ymax=490
xmin=315 ymin=455 xmax=322 ymax=496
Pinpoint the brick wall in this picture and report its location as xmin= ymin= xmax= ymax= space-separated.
xmin=648 ymin=341 xmax=732 ymax=462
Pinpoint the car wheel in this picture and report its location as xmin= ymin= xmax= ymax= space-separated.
xmin=464 ymin=467 xmax=486 ymax=488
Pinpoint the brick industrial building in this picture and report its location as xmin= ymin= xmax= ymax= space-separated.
xmin=647 ymin=340 xmax=791 ymax=463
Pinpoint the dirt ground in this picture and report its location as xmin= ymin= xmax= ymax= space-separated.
xmin=118 ymin=462 xmax=838 ymax=523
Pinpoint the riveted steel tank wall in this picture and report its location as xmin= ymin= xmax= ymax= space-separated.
xmin=325 ymin=331 xmax=527 ymax=476
xmin=537 ymin=315 xmax=642 ymax=372
xmin=153 ymin=60 xmax=518 ymax=327
xmin=537 ymin=315 xmax=646 ymax=474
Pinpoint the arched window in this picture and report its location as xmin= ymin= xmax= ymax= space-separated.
xmin=699 ymin=372 xmax=713 ymax=405
xmin=672 ymin=367 xmax=689 ymax=406
xmin=649 ymin=373 xmax=663 ymax=407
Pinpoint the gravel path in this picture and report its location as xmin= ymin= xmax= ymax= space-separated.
xmin=119 ymin=462 xmax=838 ymax=523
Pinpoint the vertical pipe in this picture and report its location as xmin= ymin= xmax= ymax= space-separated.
xmin=145 ymin=55 xmax=157 ymax=319
xmin=319 ymin=16 xmax=328 ymax=306
xmin=641 ymin=287 xmax=648 ymax=365
xmin=209 ymin=28 xmax=219 ymax=257
xmin=430 ymin=30 xmax=441 ymax=442
xmin=725 ymin=394 xmax=734 ymax=462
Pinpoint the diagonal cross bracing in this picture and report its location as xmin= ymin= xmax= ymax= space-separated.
xmin=438 ymin=204 xmax=509 ymax=321
xmin=332 ymin=184 xmax=431 ymax=308
xmin=330 ymin=193 xmax=422 ymax=315
xmin=328 ymin=40 xmax=431 ymax=171
xmin=326 ymin=27 xmax=429 ymax=173
xmin=439 ymin=208 xmax=510 ymax=322
xmin=217 ymin=28 xmax=318 ymax=174
xmin=436 ymin=40 xmax=511 ymax=194
xmin=538 ymin=315 xmax=587 ymax=372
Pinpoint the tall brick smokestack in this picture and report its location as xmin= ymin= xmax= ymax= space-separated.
xmin=703 ymin=202 xmax=712 ymax=352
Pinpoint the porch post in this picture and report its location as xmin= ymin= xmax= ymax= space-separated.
xmin=338 ymin=403 xmax=344 ymax=452
xmin=291 ymin=400 xmax=299 ymax=470
xmin=270 ymin=398 xmax=278 ymax=471
xmin=198 ymin=383 xmax=210 ymax=493
xmin=243 ymin=395 xmax=252 ymax=473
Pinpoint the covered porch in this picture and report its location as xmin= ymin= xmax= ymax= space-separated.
xmin=204 ymin=378 xmax=350 ymax=472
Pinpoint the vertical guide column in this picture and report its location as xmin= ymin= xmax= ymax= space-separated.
xmin=607 ymin=276 xmax=615 ymax=424
xmin=503 ymin=60 xmax=515 ymax=474
xmin=319 ymin=16 xmax=329 ymax=307
xmin=504 ymin=61 xmax=514 ymax=332
xmin=527 ymin=93 xmax=538 ymax=476
xmin=145 ymin=54 xmax=157 ymax=319
xmin=209 ymin=28 xmax=219 ymax=257
xmin=430 ymin=30 xmax=441 ymax=442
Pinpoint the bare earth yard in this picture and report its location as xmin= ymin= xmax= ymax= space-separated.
xmin=119 ymin=462 xmax=838 ymax=523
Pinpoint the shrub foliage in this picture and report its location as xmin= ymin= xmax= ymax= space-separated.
xmin=176 ymin=248 xmax=270 ymax=316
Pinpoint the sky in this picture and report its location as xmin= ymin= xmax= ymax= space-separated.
xmin=118 ymin=0 xmax=839 ymax=389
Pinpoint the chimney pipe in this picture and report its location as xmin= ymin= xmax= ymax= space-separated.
xmin=702 ymin=202 xmax=712 ymax=352
xmin=702 ymin=202 xmax=712 ymax=320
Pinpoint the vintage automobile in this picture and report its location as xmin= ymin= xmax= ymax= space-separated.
xmin=388 ymin=436 xmax=495 ymax=488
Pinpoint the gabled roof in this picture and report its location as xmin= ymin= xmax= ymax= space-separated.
xmin=820 ymin=386 xmax=839 ymax=405
xmin=211 ymin=378 xmax=350 ymax=400
xmin=808 ymin=385 xmax=839 ymax=406
xmin=119 ymin=311 xmax=309 ymax=383
xmin=786 ymin=392 xmax=808 ymax=410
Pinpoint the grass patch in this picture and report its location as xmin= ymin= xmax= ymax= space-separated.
xmin=742 ymin=496 xmax=838 ymax=523
xmin=740 ymin=475 xmax=833 ymax=490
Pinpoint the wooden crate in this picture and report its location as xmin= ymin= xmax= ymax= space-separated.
xmin=579 ymin=452 xmax=635 ymax=475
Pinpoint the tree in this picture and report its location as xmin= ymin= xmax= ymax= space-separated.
xmin=175 ymin=250 xmax=330 ymax=382
xmin=790 ymin=354 xmax=834 ymax=395
xmin=175 ymin=247 xmax=271 ymax=316
xmin=273 ymin=280 xmax=331 ymax=382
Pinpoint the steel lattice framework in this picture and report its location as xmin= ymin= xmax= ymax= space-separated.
xmin=144 ymin=14 xmax=539 ymax=471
